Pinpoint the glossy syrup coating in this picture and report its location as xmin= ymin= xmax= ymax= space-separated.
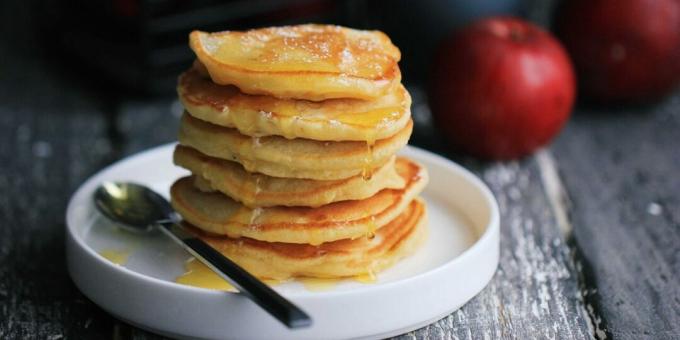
xmin=179 ymin=66 xmax=411 ymax=142
xmin=190 ymin=25 xmax=402 ymax=101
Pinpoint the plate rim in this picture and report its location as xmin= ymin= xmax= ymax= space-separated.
xmin=66 ymin=143 xmax=499 ymax=300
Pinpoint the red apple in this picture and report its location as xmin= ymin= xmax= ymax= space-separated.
xmin=430 ymin=17 xmax=575 ymax=160
xmin=555 ymin=0 xmax=680 ymax=102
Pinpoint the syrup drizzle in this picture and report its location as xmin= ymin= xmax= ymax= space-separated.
xmin=361 ymin=141 xmax=375 ymax=181
xmin=366 ymin=215 xmax=377 ymax=240
xmin=98 ymin=248 xmax=131 ymax=266
xmin=175 ymin=258 xmax=282 ymax=291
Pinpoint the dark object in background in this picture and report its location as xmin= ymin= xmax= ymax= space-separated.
xmin=555 ymin=0 xmax=680 ymax=103
xmin=363 ymin=0 xmax=523 ymax=86
xmin=42 ymin=0 xmax=526 ymax=96
xmin=429 ymin=16 xmax=575 ymax=160
xmin=44 ymin=0 xmax=346 ymax=95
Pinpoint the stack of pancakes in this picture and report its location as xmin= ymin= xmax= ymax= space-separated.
xmin=170 ymin=24 xmax=429 ymax=281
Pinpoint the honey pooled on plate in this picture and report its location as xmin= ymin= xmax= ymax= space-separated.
xmin=98 ymin=248 xmax=131 ymax=266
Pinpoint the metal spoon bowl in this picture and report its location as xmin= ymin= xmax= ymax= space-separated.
xmin=93 ymin=181 xmax=312 ymax=329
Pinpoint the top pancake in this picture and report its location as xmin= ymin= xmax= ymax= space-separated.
xmin=189 ymin=25 xmax=401 ymax=101
xmin=178 ymin=67 xmax=411 ymax=142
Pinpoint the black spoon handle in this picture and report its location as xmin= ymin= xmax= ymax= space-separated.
xmin=157 ymin=221 xmax=312 ymax=329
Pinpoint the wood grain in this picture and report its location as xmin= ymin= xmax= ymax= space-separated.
xmin=552 ymin=96 xmax=680 ymax=340
xmin=0 ymin=47 xmax=125 ymax=339
xmin=405 ymin=101 xmax=595 ymax=338
xmin=402 ymin=157 xmax=596 ymax=339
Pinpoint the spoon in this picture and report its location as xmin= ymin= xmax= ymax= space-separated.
xmin=93 ymin=181 xmax=312 ymax=329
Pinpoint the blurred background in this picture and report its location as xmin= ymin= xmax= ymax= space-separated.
xmin=0 ymin=0 xmax=567 ymax=162
xmin=3 ymin=0 xmax=677 ymax=159
xmin=32 ymin=0 xmax=533 ymax=94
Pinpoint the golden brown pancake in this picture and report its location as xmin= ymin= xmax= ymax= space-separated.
xmin=170 ymin=157 xmax=428 ymax=245
xmin=187 ymin=198 xmax=428 ymax=280
xmin=178 ymin=113 xmax=413 ymax=180
xmin=190 ymin=25 xmax=401 ymax=101
xmin=178 ymin=67 xmax=411 ymax=142
xmin=174 ymin=145 xmax=405 ymax=208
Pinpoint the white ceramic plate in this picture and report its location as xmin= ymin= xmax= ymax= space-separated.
xmin=66 ymin=144 xmax=499 ymax=340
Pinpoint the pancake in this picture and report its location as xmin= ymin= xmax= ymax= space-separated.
xmin=178 ymin=113 xmax=413 ymax=180
xmin=178 ymin=67 xmax=411 ymax=142
xmin=174 ymin=145 xmax=405 ymax=208
xmin=170 ymin=157 xmax=428 ymax=245
xmin=189 ymin=25 xmax=401 ymax=101
xmin=188 ymin=198 xmax=428 ymax=280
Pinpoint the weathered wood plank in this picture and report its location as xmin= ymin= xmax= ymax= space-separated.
xmin=552 ymin=94 xmax=680 ymax=340
xmin=0 ymin=52 xmax=177 ymax=340
xmin=0 ymin=48 xmax=128 ymax=340
xmin=389 ymin=90 xmax=593 ymax=339
xmin=398 ymin=153 xmax=593 ymax=339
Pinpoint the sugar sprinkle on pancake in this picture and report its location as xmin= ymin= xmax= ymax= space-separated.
xmin=189 ymin=25 xmax=401 ymax=101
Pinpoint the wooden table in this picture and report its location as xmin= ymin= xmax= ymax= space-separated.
xmin=1 ymin=8 xmax=678 ymax=340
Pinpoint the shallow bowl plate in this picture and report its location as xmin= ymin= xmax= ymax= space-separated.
xmin=66 ymin=144 xmax=499 ymax=340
